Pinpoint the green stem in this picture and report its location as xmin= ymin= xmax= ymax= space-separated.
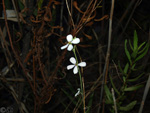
xmin=72 ymin=46 xmax=83 ymax=95
xmin=73 ymin=45 xmax=86 ymax=112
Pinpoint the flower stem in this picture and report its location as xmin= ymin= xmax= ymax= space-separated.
xmin=73 ymin=46 xmax=83 ymax=94
xmin=73 ymin=46 xmax=85 ymax=111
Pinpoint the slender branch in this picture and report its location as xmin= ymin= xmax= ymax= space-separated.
xmin=2 ymin=0 xmax=34 ymax=93
xmin=98 ymin=0 xmax=115 ymax=112
xmin=65 ymin=0 xmax=75 ymax=29
xmin=12 ymin=0 xmax=23 ymax=35
xmin=112 ymin=88 xmax=118 ymax=113
xmin=120 ymin=0 xmax=141 ymax=36
xmin=138 ymin=74 xmax=150 ymax=113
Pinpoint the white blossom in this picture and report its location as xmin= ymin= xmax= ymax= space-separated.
xmin=61 ymin=34 xmax=80 ymax=51
xmin=67 ymin=57 xmax=86 ymax=74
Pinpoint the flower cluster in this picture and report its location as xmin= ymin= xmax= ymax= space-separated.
xmin=61 ymin=34 xmax=86 ymax=74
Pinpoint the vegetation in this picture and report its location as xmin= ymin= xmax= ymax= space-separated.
xmin=0 ymin=0 xmax=150 ymax=113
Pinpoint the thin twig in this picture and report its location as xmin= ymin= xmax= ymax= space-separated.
xmin=11 ymin=0 xmax=23 ymax=35
xmin=0 ymin=27 xmax=13 ymax=75
xmin=65 ymin=0 xmax=75 ymax=29
xmin=92 ymin=29 xmax=102 ymax=75
xmin=2 ymin=0 xmax=34 ymax=94
xmin=82 ymin=77 xmax=86 ymax=113
xmin=98 ymin=0 xmax=115 ymax=112
xmin=120 ymin=0 xmax=141 ymax=36
xmin=138 ymin=74 xmax=150 ymax=113
xmin=112 ymin=88 xmax=117 ymax=113
xmin=75 ymin=0 xmax=98 ymax=35
xmin=60 ymin=0 xmax=64 ymax=36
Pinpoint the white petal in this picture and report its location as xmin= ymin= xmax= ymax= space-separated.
xmin=67 ymin=44 xmax=73 ymax=51
xmin=72 ymin=38 xmax=80 ymax=44
xmin=70 ymin=57 xmax=76 ymax=64
xmin=75 ymin=88 xmax=80 ymax=97
xmin=73 ymin=66 xmax=78 ymax=74
xmin=61 ymin=44 xmax=68 ymax=50
xmin=66 ymin=34 xmax=73 ymax=42
xmin=78 ymin=62 xmax=86 ymax=67
xmin=67 ymin=65 xmax=75 ymax=70
xmin=77 ymin=88 xmax=80 ymax=91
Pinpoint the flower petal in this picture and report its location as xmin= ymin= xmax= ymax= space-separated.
xmin=67 ymin=65 xmax=75 ymax=70
xmin=66 ymin=34 xmax=73 ymax=42
xmin=72 ymin=38 xmax=80 ymax=44
xmin=78 ymin=62 xmax=86 ymax=67
xmin=73 ymin=66 xmax=78 ymax=74
xmin=67 ymin=44 xmax=73 ymax=51
xmin=61 ymin=44 xmax=68 ymax=50
xmin=75 ymin=88 xmax=80 ymax=97
xmin=70 ymin=57 xmax=76 ymax=64
xmin=77 ymin=88 xmax=80 ymax=91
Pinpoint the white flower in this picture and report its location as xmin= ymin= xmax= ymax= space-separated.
xmin=75 ymin=88 xmax=80 ymax=97
xmin=67 ymin=57 xmax=86 ymax=74
xmin=61 ymin=34 xmax=80 ymax=51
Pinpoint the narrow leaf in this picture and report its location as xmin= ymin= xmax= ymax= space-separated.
xmin=123 ymin=63 xmax=129 ymax=74
xmin=135 ymin=44 xmax=149 ymax=62
xmin=123 ymin=76 xmax=126 ymax=83
xmin=118 ymin=61 xmax=124 ymax=74
xmin=129 ymin=40 xmax=134 ymax=51
xmin=127 ymin=73 xmax=144 ymax=82
xmin=138 ymin=43 xmax=148 ymax=54
xmin=86 ymin=92 xmax=94 ymax=113
xmin=38 ymin=0 xmax=44 ymax=9
xmin=119 ymin=101 xmax=137 ymax=111
xmin=109 ymin=75 xmax=120 ymax=95
xmin=104 ymin=85 xmax=112 ymax=101
xmin=124 ymin=85 xmax=143 ymax=91
xmin=131 ymin=50 xmax=138 ymax=59
xmin=131 ymin=63 xmax=136 ymax=70
xmin=133 ymin=30 xmax=138 ymax=50
xmin=138 ymin=42 xmax=146 ymax=51
xmin=125 ymin=40 xmax=132 ymax=64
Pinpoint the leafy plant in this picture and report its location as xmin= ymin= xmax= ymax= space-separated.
xmin=104 ymin=30 xmax=149 ymax=113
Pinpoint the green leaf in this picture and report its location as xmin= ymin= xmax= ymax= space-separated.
xmin=131 ymin=50 xmax=138 ymax=59
xmin=118 ymin=61 xmax=124 ymax=74
xmin=109 ymin=75 xmax=120 ymax=95
xmin=135 ymin=44 xmax=149 ymax=62
xmin=123 ymin=63 xmax=129 ymax=74
xmin=119 ymin=101 xmax=137 ymax=111
xmin=104 ymin=85 xmax=112 ymax=101
xmin=33 ymin=9 xmax=38 ymax=16
xmin=105 ymin=98 xmax=113 ymax=105
xmin=125 ymin=40 xmax=132 ymax=64
xmin=38 ymin=0 xmax=44 ymax=9
xmin=127 ymin=73 xmax=144 ymax=82
xmin=129 ymin=40 xmax=134 ymax=51
xmin=124 ymin=85 xmax=143 ymax=91
xmin=138 ymin=42 xmax=146 ymax=51
xmin=131 ymin=63 xmax=136 ymax=70
xmin=86 ymin=92 xmax=94 ymax=113
xmin=18 ymin=0 xmax=25 ymax=10
xmin=133 ymin=30 xmax=138 ymax=50
xmin=123 ymin=76 xmax=126 ymax=83
xmin=138 ymin=43 xmax=149 ymax=54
